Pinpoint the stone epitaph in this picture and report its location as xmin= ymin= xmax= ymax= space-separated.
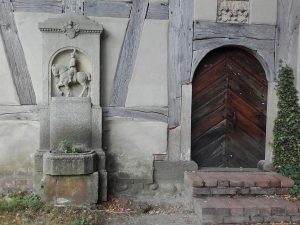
xmin=217 ymin=0 xmax=249 ymax=23
xmin=34 ymin=14 xmax=106 ymax=207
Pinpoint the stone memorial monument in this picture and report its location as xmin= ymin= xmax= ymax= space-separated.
xmin=34 ymin=13 xmax=106 ymax=207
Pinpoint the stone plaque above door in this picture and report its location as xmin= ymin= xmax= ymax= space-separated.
xmin=217 ymin=0 xmax=249 ymax=23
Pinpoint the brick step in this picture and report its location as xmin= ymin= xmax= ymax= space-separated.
xmin=184 ymin=171 xmax=294 ymax=197
xmin=194 ymin=196 xmax=300 ymax=225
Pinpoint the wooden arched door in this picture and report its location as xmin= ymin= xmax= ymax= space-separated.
xmin=191 ymin=47 xmax=267 ymax=168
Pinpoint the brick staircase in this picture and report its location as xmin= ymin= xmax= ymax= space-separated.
xmin=184 ymin=170 xmax=300 ymax=224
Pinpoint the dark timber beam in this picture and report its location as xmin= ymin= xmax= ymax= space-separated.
xmin=62 ymin=0 xmax=83 ymax=14
xmin=0 ymin=105 xmax=39 ymax=121
xmin=10 ymin=0 xmax=62 ymax=13
xmin=84 ymin=0 xmax=132 ymax=18
xmin=103 ymin=107 xmax=168 ymax=123
xmin=194 ymin=21 xmax=276 ymax=41
xmin=10 ymin=0 xmax=169 ymax=20
xmin=0 ymin=0 xmax=36 ymax=105
xmin=110 ymin=0 xmax=149 ymax=107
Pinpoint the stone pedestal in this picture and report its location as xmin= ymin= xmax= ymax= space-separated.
xmin=34 ymin=14 xmax=106 ymax=207
xmin=42 ymin=172 xmax=99 ymax=207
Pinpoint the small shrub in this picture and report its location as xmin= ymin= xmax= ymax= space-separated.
xmin=74 ymin=218 xmax=93 ymax=225
xmin=58 ymin=140 xmax=78 ymax=153
xmin=273 ymin=63 xmax=300 ymax=198
xmin=0 ymin=193 xmax=45 ymax=212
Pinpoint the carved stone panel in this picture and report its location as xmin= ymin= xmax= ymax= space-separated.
xmin=51 ymin=49 xmax=92 ymax=98
xmin=217 ymin=0 xmax=249 ymax=24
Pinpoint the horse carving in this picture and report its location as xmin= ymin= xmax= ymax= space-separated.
xmin=51 ymin=64 xmax=91 ymax=97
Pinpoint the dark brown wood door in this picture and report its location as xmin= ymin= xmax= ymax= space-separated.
xmin=191 ymin=47 xmax=267 ymax=168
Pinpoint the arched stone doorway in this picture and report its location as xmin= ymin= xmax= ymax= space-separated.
xmin=191 ymin=47 xmax=268 ymax=168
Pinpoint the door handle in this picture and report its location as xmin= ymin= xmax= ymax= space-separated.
xmin=232 ymin=111 xmax=237 ymax=128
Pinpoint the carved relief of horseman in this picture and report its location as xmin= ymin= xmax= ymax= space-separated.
xmin=51 ymin=49 xmax=91 ymax=97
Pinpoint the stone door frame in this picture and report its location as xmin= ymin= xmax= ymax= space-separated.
xmin=173 ymin=21 xmax=276 ymax=166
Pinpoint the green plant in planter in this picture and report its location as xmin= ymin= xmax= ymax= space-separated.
xmin=57 ymin=140 xmax=78 ymax=153
xmin=273 ymin=63 xmax=300 ymax=199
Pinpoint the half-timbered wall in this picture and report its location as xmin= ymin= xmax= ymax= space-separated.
xmin=0 ymin=0 xmax=295 ymax=194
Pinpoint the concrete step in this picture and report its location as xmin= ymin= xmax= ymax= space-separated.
xmin=184 ymin=171 xmax=294 ymax=197
xmin=194 ymin=196 xmax=300 ymax=225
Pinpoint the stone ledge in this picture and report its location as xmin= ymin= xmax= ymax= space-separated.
xmin=194 ymin=196 xmax=300 ymax=224
xmin=43 ymin=151 xmax=97 ymax=175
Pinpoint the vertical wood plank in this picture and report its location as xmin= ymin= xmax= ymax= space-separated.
xmin=146 ymin=2 xmax=169 ymax=20
xmin=180 ymin=84 xmax=192 ymax=161
xmin=276 ymin=0 xmax=300 ymax=73
xmin=168 ymin=0 xmax=193 ymax=128
xmin=63 ymin=0 xmax=83 ymax=14
xmin=110 ymin=0 xmax=149 ymax=107
xmin=0 ymin=0 xmax=36 ymax=105
xmin=168 ymin=0 xmax=193 ymax=161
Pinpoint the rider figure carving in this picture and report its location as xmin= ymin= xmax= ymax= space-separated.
xmin=68 ymin=49 xmax=77 ymax=84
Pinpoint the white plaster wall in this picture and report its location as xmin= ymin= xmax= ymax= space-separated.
xmin=0 ymin=34 xmax=19 ymax=105
xmin=250 ymin=0 xmax=277 ymax=25
xmin=103 ymin=120 xmax=168 ymax=179
xmin=194 ymin=0 xmax=217 ymax=21
xmin=126 ymin=19 xmax=168 ymax=107
xmin=0 ymin=121 xmax=39 ymax=174
xmin=14 ymin=12 xmax=59 ymax=105
xmin=91 ymin=17 xmax=129 ymax=107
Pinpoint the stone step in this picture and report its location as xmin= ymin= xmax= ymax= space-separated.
xmin=194 ymin=196 xmax=300 ymax=225
xmin=184 ymin=171 xmax=294 ymax=197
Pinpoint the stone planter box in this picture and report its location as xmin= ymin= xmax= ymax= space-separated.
xmin=43 ymin=150 xmax=97 ymax=176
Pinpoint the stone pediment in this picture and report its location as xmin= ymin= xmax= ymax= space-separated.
xmin=39 ymin=14 xmax=103 ymax=39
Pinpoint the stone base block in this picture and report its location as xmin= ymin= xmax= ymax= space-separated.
xmin=33 ymin=171 xmax=44 ymax=195
xmin=99 ymin=170 xmax=107 ymax=202
xmin=154 ymin=161 xmax=198 ymax=183
xmin=34 ymin=150 xmax=47 ymax=172
xmin=257 ymin=160 xmax=274 ymax=172
xmin=42 ymin=172 xmax=98 ymax=207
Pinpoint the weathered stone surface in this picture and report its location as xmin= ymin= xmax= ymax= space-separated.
xmin=43 ymin=151 xmax=97 ymax=176
xmin=34 ymin=150 xmax=47 ymax=172
xmin=154 ymin=161 xmax=198 ymax=183
xmin=50 ymin=97 xmax=91 ymax=149
xmin=42 ymin=172 xmax=98 ymax=207
xmin=217 ymin=0 xmax=249 ymax=24
xmin=193 ymin=196 xmax=300 ymax=224
xmin=257 ymin=160 xmax=274 ymax=172
xmin=33 ymin=171 xmax=43 ymax=195
xmin=185 ymin=171 xmax=295 ymax=197
xmin=99 ymin=170 xmax=107 ymax=202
